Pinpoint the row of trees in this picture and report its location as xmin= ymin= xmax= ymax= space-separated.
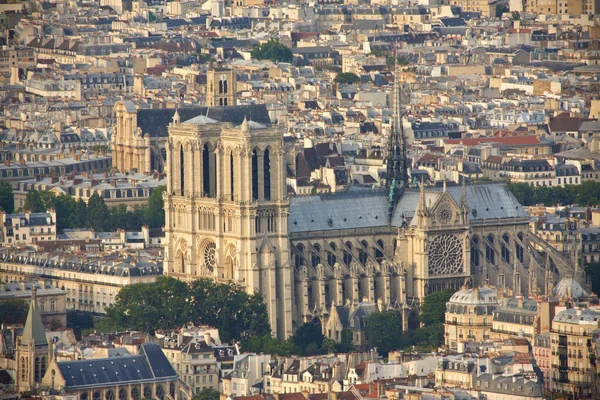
xmin=11 ymin=186 xmax=166 ymax=233
xmin=507 ymin=181 xmax=600 ymax=207
xmin=91 ymin=276 xmax=452 ymax=357
xmin=98 ymin=277 xmax=271 ymax=342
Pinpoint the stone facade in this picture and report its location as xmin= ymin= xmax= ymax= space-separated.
xmin=163 ymin=107 xmax=549 ymax=339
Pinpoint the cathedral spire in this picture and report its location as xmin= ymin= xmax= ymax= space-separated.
xmin=386 ymin=63 xmax=408 ymax=190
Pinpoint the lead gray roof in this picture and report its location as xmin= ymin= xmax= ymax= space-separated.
xmin=288 ymin=183 xmax=527 ymax=233
xmin=57 ymin=343 xmax=177 ymax=389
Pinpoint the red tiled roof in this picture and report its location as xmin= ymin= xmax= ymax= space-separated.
xmin=445 ymin=135 xmax=540 ymax=146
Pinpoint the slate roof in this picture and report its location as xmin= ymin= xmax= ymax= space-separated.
xmin=288 ymin=183 xmax=527 ymax=233
xmin=57 ymin=343 xmax=177 ymax=389
xmin=137 ymin=104 xmax=271 ymax=137
xmin=21 ymin=292 xmax=47 ymax=347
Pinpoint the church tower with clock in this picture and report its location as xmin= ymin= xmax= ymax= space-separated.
xmin=402 ymin=182 xmax=471 ymax=299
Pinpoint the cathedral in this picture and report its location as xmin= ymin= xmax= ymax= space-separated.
xmin=159 ymin=67 xmax=578 ymax=340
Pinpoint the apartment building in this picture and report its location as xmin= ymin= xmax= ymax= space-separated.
xmin=550 ymin=307 xmax=600 ymax=399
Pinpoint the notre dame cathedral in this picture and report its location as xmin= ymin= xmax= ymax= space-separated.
xmin=156 ymin=67 xmax=576 ymax=339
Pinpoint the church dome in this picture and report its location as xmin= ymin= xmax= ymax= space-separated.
xmin=448 ymin=287 xmax=498 ymax=306
xmin=553 ymin=277 xmax=589 ymax=300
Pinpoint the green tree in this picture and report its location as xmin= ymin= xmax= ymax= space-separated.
xmin=192 ymin=388 xmax=220 ymax=400
xmin=293 ymin=320 xmax=324 ymax=355
xmin=53 ymin=194 xmax=77 ymax=232
xmin=0 ymin=182 xmax=14 ymax=213
xmin=187 ymin=279 xmax=271 ymax=343
xmin=39 ymin=191 xmax=56 ymax=210
xmin=87 ymin=193 xmax=109 ymax=231
xmin=334 ymin=72 xmax=360 ymax=84
xmin=67 ymin=310 xmax=95 ymax=340
xmin=145 ymin=185 xmax=166 ymax=228
xmin=23 ymin=190 xmax=45 ymax=212
xmin=74 ymin=198 xmax=87 ymax=228
xmin=251 ymin=39 xmax=293 ymax=63
xmin=0 ymin=299 xmax=29 ymax=325
xmin=364 ymin=310 xmax=402 ymax=356
xmin=420 ymin=289 xmax=454 ymax=326
xmin=105 ymin=276 xmax=189 ymax=334
xmin=102 ymin=277 xmax=271 ymax=341
xmin=241 ymin=335 xmax=297 ymax=357
xmin=585 ymin=261 xmax=600 ymax=294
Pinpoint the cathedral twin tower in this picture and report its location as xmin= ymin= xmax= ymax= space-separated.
xmin=164 ymin=112 xmax=294 ymax=338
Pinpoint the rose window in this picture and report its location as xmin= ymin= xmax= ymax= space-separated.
xmin=204 ymin=242 xmax=216 ymax=271
xmin=428 ymin=234 xmax=463 ymax=275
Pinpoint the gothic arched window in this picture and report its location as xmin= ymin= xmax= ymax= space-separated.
xmin=203 ymin=144 xmax=211 ymax=197
xmin=295 ymin=244 xmax=304 ymax=270
xmin=179 ymin=145 xmax=185 ymax=196
xmin=251 ymin=149 xmax=259 ymax=201
xmin=486 ymin=235 xmax=495 ymax=265
xmin=375 ymin=239 xmax=384 ymax=262
xmin=312 ymin=244 xmax=321 ymax=268
xmin=471 ymin=236 xmax=480 ymax=268
xmin=501 ymin=234 xmax=510 ymax=264
xmin=230 ymin=153 xmax=235 ymax=201
xmin=264 ymin=148 xmax=271 ymax=201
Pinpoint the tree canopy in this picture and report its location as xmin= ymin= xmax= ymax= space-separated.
xmin=24 ymin=190 xmax=46 ymax=212
xmin=365 ymin=310 xmax=403 ymax=356
xmin=101 ymin=277 xmax=271 ymax=341
xmin=0 ymin=299 xmax=29 ymax=325
xmin=251 ymin=39 xmax=293 ymax=63
xmin=420 ymin=289 xmax=454 ymax=326
xmin=334 ymin=72 xmax=360 ymax=84
xmin=507 ymin=181 xmax=600 ymax=207
xmin=585 ymin=261 xmax=600 ymax=294
xmin=0 ymin=182 xmax=14 ymax=213
xmin=15 ymin=186 xmax=166 ymax=233
xmin=192 ymin=388 xmax=220 ymax=400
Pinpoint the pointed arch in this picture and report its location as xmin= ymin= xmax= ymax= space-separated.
xmin=264 ymin=148 xmax=271 ymax=201
xmin=230 ymin=151 xmax=235 ymax=201
xmin=179 ymin=144 xmax=185 ymax=196
xmin=252 ymin=149 xmax=259 ymax=201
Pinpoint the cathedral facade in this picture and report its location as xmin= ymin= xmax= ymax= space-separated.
xmin=162 ymin=115 xmax=544 ymax=340
xmin=159 ymin=68 xmax=575 ymax=340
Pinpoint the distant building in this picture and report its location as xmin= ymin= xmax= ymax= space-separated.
xmin=473 ymin=373 xmax=544 ymax=400
xmin=444 ymin=286 xmax=499 ymax=351
xmin=0 ymin=211 xmax=57 ymax=246
xmin=42 ymin=342 xmax=182 ymax=399
xmin=550 ymin=307 xmax=600 ymax=398
xmin=0 ymin=282 xmax=66 ymax=328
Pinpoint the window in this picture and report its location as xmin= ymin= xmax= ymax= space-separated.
xmin=50 ymin=301 xmax=55 ymax=311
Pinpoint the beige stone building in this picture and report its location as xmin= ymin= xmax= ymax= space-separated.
xmin=111 ymin=67 xmax=264 ymax=174
xmin=0 ymin=255 xmax=161 ymax=314
xmin=0 ymin=282 xmax=66 ymax=328
xmin=444 ymin=286 xmax=498 ymax=350
xmin=160 ymin=336 xmax=219 ymax=395
xmin=162 ymin=70 xmax=564 ymax=340
xmin=550 ymin=307 xmax=600 ymax=399
xmin=206 ymin=67 xmax=236 ymax=107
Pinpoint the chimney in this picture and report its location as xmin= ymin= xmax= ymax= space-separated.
xmin=517 ymin=295 xmax=524 ymax=309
